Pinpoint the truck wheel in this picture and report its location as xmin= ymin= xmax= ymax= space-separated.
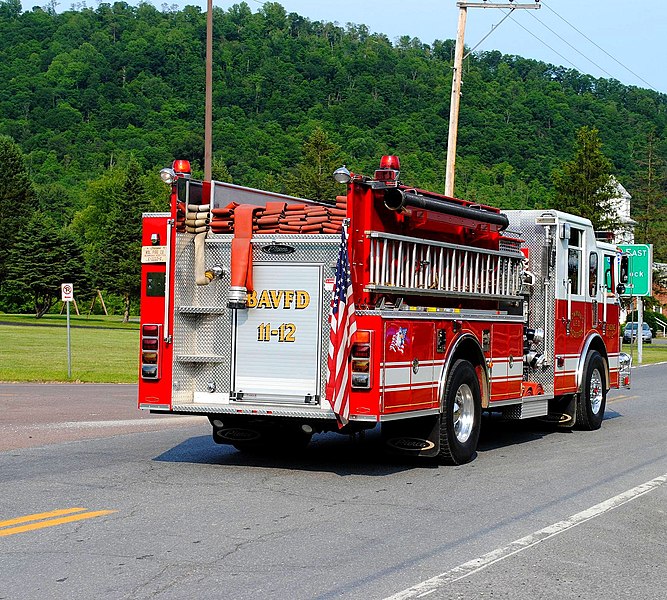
xmin=576 ymin=351 xmax=607 ymax=430
xmin=438 ymin=360 xmax=481 ymax=465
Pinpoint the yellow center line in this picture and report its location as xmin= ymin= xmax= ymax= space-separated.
xmin=0 ymin=508 xmax=88 ymax=529
xmin=0 ymin=510 xmax=117 ymax=537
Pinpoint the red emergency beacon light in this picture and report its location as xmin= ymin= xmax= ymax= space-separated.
xmin=379 ymin=155 xmax=400 ymax=170
xmin=172 ymin=159 xmax=191 ymax=175
xmin=375 ymin=155 xmax=401 ymax=182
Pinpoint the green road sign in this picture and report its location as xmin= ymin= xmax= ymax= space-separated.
xmin=618 ymin=244 xmax=653 ymax=296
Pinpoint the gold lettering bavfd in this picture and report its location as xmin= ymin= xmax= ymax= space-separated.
xmin=246 ymin=290 xmax=310 ymax=310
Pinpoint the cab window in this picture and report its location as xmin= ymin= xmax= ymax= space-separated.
xmin=603 ymin=255 xmax=615 ymax=293
xmin=567 ymin=228 xmax=583 ymax=295
xmin=589 ymin=252 xmax=598 ymax=297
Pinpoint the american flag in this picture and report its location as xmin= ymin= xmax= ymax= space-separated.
xmin=326 ymin=225 xmax=357 ymax=427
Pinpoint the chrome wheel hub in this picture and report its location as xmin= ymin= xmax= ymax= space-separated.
xmin=453 ymin=383 xmax=475 ymax=443
xmin=590 ymin=368 xmax=603 ymax=415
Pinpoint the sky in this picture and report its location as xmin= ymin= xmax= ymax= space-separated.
xmin=25 ymin=0 xmax=667 ymax=94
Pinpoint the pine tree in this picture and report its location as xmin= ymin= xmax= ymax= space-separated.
xmin=282 ymin=127 xmax=344 ymax=203
xmin=2 ymin=213 xmax=87 ymax=317
xmin=552 ymin=127 xmax=617 ymax=231
xmin=0 ymin=136 xmax=36 ymax=287
xmin=92 ymin=159 xmax=151 ymax=322
xmin=632 ymin=131 xmax=667 ymax=261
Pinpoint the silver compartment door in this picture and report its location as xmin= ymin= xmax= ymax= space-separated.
xmin=232 ymin=263 xmax=323 ymax=404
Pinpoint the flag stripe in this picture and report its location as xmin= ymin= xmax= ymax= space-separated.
xmin=326 ymin=226 xmax=357 ymax=427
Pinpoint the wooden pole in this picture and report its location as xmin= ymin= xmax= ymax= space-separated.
xmin=204 ymin=0 xmax=213 ymax=181
xmin=444 ymin=5 xmax=467 ymax=198
xmin=98 ymin=290 xmax=108 ymax=316
xmin=444 ymin=3 xmax=541 ymax=198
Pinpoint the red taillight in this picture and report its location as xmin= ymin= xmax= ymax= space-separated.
xmin=142 ymin=338 xmax=159 ymax=351
xmin=141 ymin=324 xmax=161 ymax=380
xmin=380 ymin=155 xmax=400 ymax=170
xmin=172 ymin=159 xmax=191 ymax=174
xmin=142 ymin=324 xmax=159 ymax=337
xmin=351 ymin=330 xmax=372 ymax=389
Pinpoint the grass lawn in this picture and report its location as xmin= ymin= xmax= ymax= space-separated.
xmin=620 ymin=340 xmax=667 ymax=367
xmin=0 ymin=315 xmax=664 ymax=384
xmin=0 ymin=313 xmax=139 ymax=330
xmin=0 ymin=323 xmax=139 ymax=383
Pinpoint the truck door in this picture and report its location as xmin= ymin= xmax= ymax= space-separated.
xmin=231 ymin=263 xmax=324 ymax=405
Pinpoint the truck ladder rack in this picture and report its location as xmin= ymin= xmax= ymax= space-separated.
xmin=366 ymin=231 xmax=524 ymax=301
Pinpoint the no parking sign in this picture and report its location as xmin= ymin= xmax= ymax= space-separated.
xmin=61 ymin=283 xmax=74 ymax=302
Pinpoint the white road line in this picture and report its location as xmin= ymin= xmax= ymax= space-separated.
xmin=5 ymin=416 xmax=207 ymax=431
xmin=385 ymin=473 xmax=667 ymax=600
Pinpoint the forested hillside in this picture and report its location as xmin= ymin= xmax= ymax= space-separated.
xmin=1 ymin=0 xmax=666 ymax=314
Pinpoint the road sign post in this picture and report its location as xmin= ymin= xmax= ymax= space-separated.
xmin=618 ymin=245 xmax=653 ymax=365
xmin=618 ymin=244 xmax=653 ymax=297
xmin=61 ymin=283 xmax=74 ymax=379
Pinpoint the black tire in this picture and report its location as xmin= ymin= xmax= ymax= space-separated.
xmin=438 ymin=360 xmax=482 ymax=465
xmin=576 ymin=351 xmax=607 ymax=430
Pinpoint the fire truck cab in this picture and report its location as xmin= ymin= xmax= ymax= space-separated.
xmin=138 ymin=157 xmax=631 ymax=464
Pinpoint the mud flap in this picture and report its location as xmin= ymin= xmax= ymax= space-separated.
xmin=381 ymin=415 xmax=441 ymax=458
xmin=546 ymin=395 xmax=577 ymax=429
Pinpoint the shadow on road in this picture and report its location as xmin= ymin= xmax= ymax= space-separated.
xmin=152 ymin=428 xmax=434 ymax=476
xmin=477 ymin=408 xmax=623 ymax=453
xmin=153 ymin=408 xmax=623 ymax=474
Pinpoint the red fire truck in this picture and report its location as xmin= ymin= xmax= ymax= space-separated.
xmin=138 ymin=156 xmax=631 ymax=464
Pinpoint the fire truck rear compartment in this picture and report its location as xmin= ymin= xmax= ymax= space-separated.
xmin=171 ymin=234 xmax=340 ymax=420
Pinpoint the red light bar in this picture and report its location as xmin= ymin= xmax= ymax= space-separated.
xmin=379 ymin=155 xmax=400 ymax=170
xmin=173 ymin=159 xmax=191 ymax=174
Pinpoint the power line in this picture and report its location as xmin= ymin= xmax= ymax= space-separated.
xmin=503 ymin=10 xmax=584 ymax=73
xmin=457 ymin=5 xmax=591 ymax=76
xmin=526 ymin=8 xmax=618 ymax=81
xmin=463 ymin=8 xmax=516 ymax=60
xmin=540 ymin=0 xmax=658 ymax=92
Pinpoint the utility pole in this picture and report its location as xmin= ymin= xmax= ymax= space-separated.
xmin=445 ymin=1 xmax=540 ymax=198
xmin=204 ymin=0 xmax=213 ymax=181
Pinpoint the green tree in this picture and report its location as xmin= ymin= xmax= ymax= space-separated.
xmin=0 ymin=136 xmax=35 ymax=288
xmin=631 ymin=131 xmax=667 ymax=261
xmin=88 ymin=159 xmax=151 ymax=322
xmin=0 ymin=0 xmax=21 ymax=19
xmin=2 ymin=213 xmax=88 ymax=317
xmin=552 ymin=127 xmax=617 ymax=230
xmin=282 ymin=126 xmax=343 ymax=202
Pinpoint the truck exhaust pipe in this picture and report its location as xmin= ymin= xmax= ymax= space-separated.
xmin=384 ymin=188 xmax=509 ymax=231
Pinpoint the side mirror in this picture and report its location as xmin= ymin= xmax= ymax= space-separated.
xmin=616 ymin=283 xmax=626 ymax=295
xmin=619 ymin=255 xmax=629 ymax=284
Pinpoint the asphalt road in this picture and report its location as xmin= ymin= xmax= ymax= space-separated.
xmin=1 ymin=365 xmax=666 ymax=600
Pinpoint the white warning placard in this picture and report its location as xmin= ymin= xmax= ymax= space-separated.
xmin=61 ymin=283 xmax=74 ymax=302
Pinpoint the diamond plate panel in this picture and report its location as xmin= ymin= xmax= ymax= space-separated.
xmin=506 ymin=210 xmax=556 ymax=395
